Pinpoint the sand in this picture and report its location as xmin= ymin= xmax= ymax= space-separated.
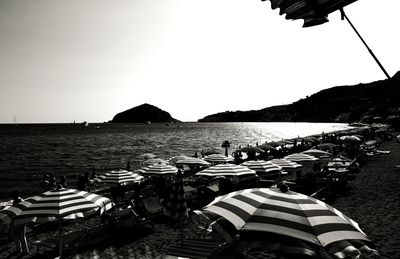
xmin=1 ymin=137 xmax=399 ymax=259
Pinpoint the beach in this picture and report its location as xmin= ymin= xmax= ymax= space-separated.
xmin=1 ymin=131 xmax=398 ymax=259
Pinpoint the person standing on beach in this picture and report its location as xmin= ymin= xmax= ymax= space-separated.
xmin=9 ymin=190 xmax=29 ymax=255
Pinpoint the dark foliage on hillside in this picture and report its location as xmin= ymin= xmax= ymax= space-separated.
xmin=198 ymin=71 xmax=400 ymax=123
xmin=111 ymin=103 xmax=180 ymax=123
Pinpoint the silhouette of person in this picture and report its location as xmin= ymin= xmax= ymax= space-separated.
xmin=60 ymin=175 xmax=67 ymax=188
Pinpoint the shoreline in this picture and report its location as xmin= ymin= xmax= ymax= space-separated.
xmin=1 ymin=125 xmax=396 ymax=259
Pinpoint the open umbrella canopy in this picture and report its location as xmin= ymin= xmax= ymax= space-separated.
xmin=269 ymin=159 xmax=303 ymax=170
xmin=240 ymin=160 xmax=282 ymax=175
xmin=143 ymin=158 xmax=169 ymax=166
xmin=98 ymin=169 xmax=145 ymax=186
xmin=169 ymin=155 xmax=190 ymax=165
xmin=301 ymin=149 xmax=333 ymax=158
xmin=196 ymin=164 xmax=256 ymax=178
xmin=262 ymin=0 xmax=358 ymax=27
xmin=175 ymin=157 xmax=211 ymax=167
xmin=139 ymin=163 xmax=179 ymax=176
xmin=284 ymin=153 xmax=319 ymax=162
xmin=0 ymin=188 xmax=113 ymax=225
xmin=204 ymin=154 xmax=234 ymax=164
xmin=196 ymin=188 xmax=378 ymax=259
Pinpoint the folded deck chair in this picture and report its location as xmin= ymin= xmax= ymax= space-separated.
xmin=166 ymin=238 xmax=229 ymax=259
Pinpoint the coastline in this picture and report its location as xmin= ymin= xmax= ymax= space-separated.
xmin=0 ymin=125 xmax=396 ymax=259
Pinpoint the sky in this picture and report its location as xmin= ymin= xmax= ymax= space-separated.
xmin=0 ymin=0 xmax=399 ymax=123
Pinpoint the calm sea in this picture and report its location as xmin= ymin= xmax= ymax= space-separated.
xmin=0 ymin=122 xmax=352 ymax=199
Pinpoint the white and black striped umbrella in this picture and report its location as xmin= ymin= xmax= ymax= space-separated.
xmin=140 ymin=163 xmax=178 ymax=176
xmin=169 ymin=155 xmax=190 ymax=165
xmin=204 ymin=154 xmax=234 ymax=164
xmin=0 ymin=188 xmax=113 ymax=225
xmin=99 ymin=169 xmax=144 ymax=185
xmin=165 ymin=170 xmax=188 ymax=221
xmin=196 ymin=164 xmax=256 ymax=178
xmin=175 ymin=157 xmax=211 ymax=167
xmin=0 ymin=188 xmax=113 ymax=257
xmin=284 ymin=153 xmax=319 ymax=163
xmin=240 ymin=160 xmax=282 ymax=176
xmin=302 ymin=149 xmax=333 ymax=158
xmin=196 ymin=188 xmax=378 ymax=259
xmin=270 ymin=159 xmax=302 ymax=170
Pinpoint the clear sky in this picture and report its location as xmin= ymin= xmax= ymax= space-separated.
xmin=1 ymin=0 xmax=399 ymax=123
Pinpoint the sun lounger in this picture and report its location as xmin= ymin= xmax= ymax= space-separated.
xmin=166 ymin=238 xmax=229 ymax=259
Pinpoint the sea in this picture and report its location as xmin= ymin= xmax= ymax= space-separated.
xmin=0 ymin=122 xmax=353 ymax=200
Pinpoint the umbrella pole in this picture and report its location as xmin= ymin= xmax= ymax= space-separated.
xmin=180 ymin=216 xmax=183 ymax=248
xmin=58 ymin=218 xmax=63 ymax=258
xmin=340 ymin=8 xmax=390 ymax=79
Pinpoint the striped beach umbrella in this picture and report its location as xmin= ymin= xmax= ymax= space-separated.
xmin=204 ymin=154 xmax=234 ymax=164
xmin=169 ymin=155 xmax=190 ymax=165
xmin=0 ymin=188 xmax=113 ymax=257
xmin=284 ymin=153 xmax=319 ymax=162
xmin=99 ymin=169 xmax=145 ymax=185
xmin=196 ymin=164 xmax=256 ymax=178
xmin=196 ymin=188 xmax=378 ymax=259
xmin=143 ymin=158 xmax=169 ymax=166
xmin=140 ymin=164 xmax=178 ymax=176
xmin=175 ymin=157 xmax=211 ymax=167
xmin=165 ymin=170 xmax=188 ymax=221
xmin=270 ymin=159 xmax=303 ymax=180
xmin=284 ymin=153 xmax=319 ymax=174
xmin=302 ymin=149 xmax=333 ymax=158
xmin=240 ymin=160 xmax=282 ymax=176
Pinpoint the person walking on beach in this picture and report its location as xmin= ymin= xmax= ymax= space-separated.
xmin=9 ymin=190 xmax=29 ymax=255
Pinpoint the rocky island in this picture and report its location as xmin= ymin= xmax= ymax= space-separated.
xmin=110 ymin=103 xmax=180 ymax=123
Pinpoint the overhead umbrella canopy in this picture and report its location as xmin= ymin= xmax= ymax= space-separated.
xmin=98 ymin=169 xmax=144 ymax=186
xmin=196 ymin=164 xmax=256 ymax=178
xmin=266 ymin=141 xmax=285 ymax=147
xmin=175 ymin=157 xmax=211 ymax=167
xmin=143 ymin=158 xmax=169 ymax=166
xmin=140 ymin=163 xmax=179 ymax=176
xmin=204 ymin=154 xmax=234 ymax=164
xmin=240 ymin=160 xmax=282 ymax=175
xmin=262 ymin=0 xmax=358 ymax=27
xmin=196 ymin=188 xmax=378 ymax=259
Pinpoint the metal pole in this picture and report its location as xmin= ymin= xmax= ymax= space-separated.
xmin=340 ymin=8 xmax=390 ymax=79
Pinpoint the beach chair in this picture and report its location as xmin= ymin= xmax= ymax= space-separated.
xmin=142 ymin=196 xmax=164 ymax=228
xmin=166 ymin=238 xmax=230 ymax=259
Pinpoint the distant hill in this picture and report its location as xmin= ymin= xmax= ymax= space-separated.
xmin=111 ymin=103 xmax=180 ymax=123
xmin=198 ymin=71 xmax=400 ymax=124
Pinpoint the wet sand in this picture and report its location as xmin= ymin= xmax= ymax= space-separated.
xmin=1 ymin=137 xmax=399 ymax=259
